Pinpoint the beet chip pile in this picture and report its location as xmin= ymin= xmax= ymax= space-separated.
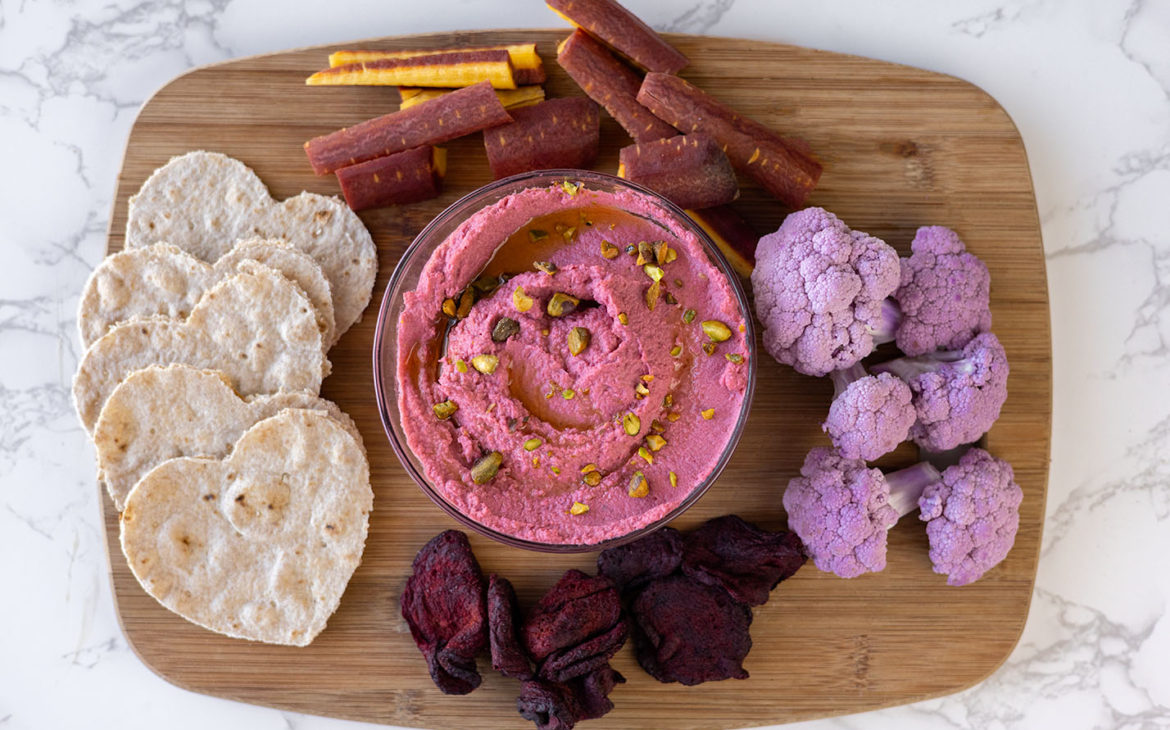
xmin=400 ymin=517 xmax=805 ymax=728
xmin=400 ymin=530 xmax=489 ymax=694
xmin=599 ymin=514 xmax=806 ymax=685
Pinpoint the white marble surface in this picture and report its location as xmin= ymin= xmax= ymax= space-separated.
xmin=1 ymin=0 xmax=1168 ymax=728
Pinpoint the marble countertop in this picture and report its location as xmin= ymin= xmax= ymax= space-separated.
xmin=2 ymin=0 xmax=1168 ymax=728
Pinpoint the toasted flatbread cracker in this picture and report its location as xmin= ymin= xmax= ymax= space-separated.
xmin=125 ymin=151 xmax=376 ymax=338
xmin=95 ymin=365 xmax=361 ymax=511
xmin=78 ymin=239 xmax=337 ymax=349
xmin=120 ymin=408 xmax=372 ymax=646
xmin=73 ymin=261 xmax=328 ymax=433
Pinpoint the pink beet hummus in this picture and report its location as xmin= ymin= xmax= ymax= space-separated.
xmin=397 ymin=182 xmax=749 ymax=545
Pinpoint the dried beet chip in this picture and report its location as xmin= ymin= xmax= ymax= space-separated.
xmin=517 ymin=678 xmax=581 ymax=730
xmin=538 ymin=619 xmax=627 ymax=683
xmin=489 ymin=574 xmax=533 ymax=680
xmin=596 ymin=526 xmax=683 ymax=593
xmin=681 ymin=514 xmax=806 ymax=606
xmin=522 ymin=570 xmax=621 ymax=664
xmin=516 ymin=666 xmax=626 ymax=730
xmin=400 ymin=530 xmax=488 ymax=694
xmin=574 ymin=665 xmax=625 ymax=720
xmin=631 ymin=574 xmax=752 ymax=685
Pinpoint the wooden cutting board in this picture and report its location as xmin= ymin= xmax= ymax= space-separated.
xmin=101 ymin=30 xmax=1050 ymax=728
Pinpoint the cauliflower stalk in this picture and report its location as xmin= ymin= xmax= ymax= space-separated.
xmin=784 ymin=446 xmax=1022 ymax=585
xmin=751 ymin=207 xmax=900 ymax=377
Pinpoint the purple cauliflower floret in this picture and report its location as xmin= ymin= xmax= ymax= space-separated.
xmin=890 ymin=226 xmax=992 ymax=356
xmin=918 ymin=448 xmax=1022 ymax=586
xmin=751 ymin=207 xmax=900 ymax=377
xmin=822 ymin=364 xmax=915 ymax=461
xmin=871 ymin=332 xmax=1009 ymax=452
xmin=782 ymin=447 xmax=899 ymax=578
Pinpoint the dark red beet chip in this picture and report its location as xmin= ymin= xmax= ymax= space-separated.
xmin=488 ymin=574 xmax=533 ymax=680
xmin=681 ymin=514 xmax=806 ymax=606
xmin=400 ymin=530 xmax=488 ymax=694
xmin=537 ymin=619 xmax=627 ymax=683
xmin=631 ymin=574 xmax=752 ymax=685
xmin=516 ymin=666 xmax=626 ymax=730
xmin=521 ymin=570 xmax=622 ymax=666
xmin=596 ymin=526 xmax=683 ymax=593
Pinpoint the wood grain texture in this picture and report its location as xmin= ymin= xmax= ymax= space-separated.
xmin=100 ymin=30 xmax=1051 ymax=728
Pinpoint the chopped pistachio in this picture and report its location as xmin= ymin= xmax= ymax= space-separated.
xmin=653 ymin=241 xmax=677 ymax=265
xmin=650 ymin=419 xmax=666 ymax=434
xmin=472 ymin=273 xmax=503 ymax=294
xmin=569 ymin=501 xmax=589 ymax=515
xmin=643 ymin=264 xmax=664 ymax=282
xmin=644 ymin=280 xmax=661 ymax=310
xmin=622 ymin=412 xmax=641 ymax=436
xmin=628 ymin=471 xmax=649 ymax=498
xmin=486 ymin=403 xmax=496 ymax=413
xmin=523 ymin=438 xmax=543 ymax=451
xmin=532 ymin=456 xmax=541 ymax=467
xmin=641 ymin=374 xmax=655 ymax=382
xmin=600 ymin=240 xmax=620 ymax=259
xmin=562 ymin=226 xmax=578 ymax=241
xmin=635 ymin=241 xmax=654 ymax=266
xmin=513 ymin=286 xmax=534 ymax=312
xmin=455 ymin=358 xmax=469 ymax=373
xmin=739 ymin=323 xmax=746 ymax=332
xmin=561 ymin=180 xmax=580 ymax=195
xmin=456 ymin=288 xmax=475 ymax=319
xmin=702 ymin=342 xmax=717 ymax=356
xmin=670 ymin=344 xmax=682 ymax=358
xmin=634 ymin=382 xmax=650 ymax=398
xmin=562 ymin=389 xmax=575 ymax=399
xmin=701 ymin=408 xmax=715 ymax=420
xmin=701 ymin=320 xmax=732 ymax=342
xmin=491 ymin=317 xmax=520 ymax=342
xmin=666 ymin=411 xmax=681 ymax=422
xmin=682 ymin=308 xmax=696 ymax=324
xmin=663 ymin=393 xmax=674 ymax=408
xmin=725 ymin=352 xmax=744 ymax=364
xmin=534 ymin=260 xmax=558 ymax=275
xmin=471 ymin=354 xmax=499 ymax=374
xmin=547 ymin=292 xmax=580 ymax=317
xmin=470 ymin=452 xmax=502 ymax=484
xmin=637 ymin=446 xmax=653 ymax=464
xmin=663 ymin=291 xmax=677 ymax=305
xmin=625 ymin=244 xmax=636 ymax=256
xmin=568 ymin=326 xmax=591 ymax=356
xmin=541 ymin=329 xmax=549 ymax=336
xmin=581 ymin=463 xmax=598 ymax=474
xmin=529 ymin=228 xmax=549 ymax=242
xmin=669 ymin=471 xmax=678 ymax=488
xmin=582 ymin=471 xmax=601 ymax=487
xmin=551 ymin=466 xmax=561 ymax=475
xmin=441 ymin=298 xmax=457 ymax=317
xmin=673 ymin=278 xmax=684 ymax=287
xmin=646 ymin=434 xmax=667 ymax=452
xmin=432 ymin=400 xmax=458 ymax=420
xmin=618 ymin=312 xmax=628 ymax=325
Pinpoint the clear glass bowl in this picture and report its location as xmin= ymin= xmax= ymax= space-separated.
xmin=372 ymin=169 xmax=757 ymax=553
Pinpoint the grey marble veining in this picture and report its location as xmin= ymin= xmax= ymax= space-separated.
xmin=1 ymin=1 xmax=1168 ymax=728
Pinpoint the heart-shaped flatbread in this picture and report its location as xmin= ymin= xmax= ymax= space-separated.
xmin=120 ymin=408 xmax=372 ymax=646
xmin=125 ymin=151 xmax=376 ymax=338
xmin=78 ymin=239 xmax=336 ymax=349
xmin=95 ymin=365 xmax=362 ymax=511
xmin=73 ymin=260 xmax=328 ymax=433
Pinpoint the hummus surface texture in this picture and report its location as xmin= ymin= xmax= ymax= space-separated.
xmin=397 ymin=182 xmax=750 ymax=545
